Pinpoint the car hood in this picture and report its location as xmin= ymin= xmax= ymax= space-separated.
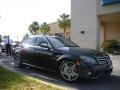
xmin=56 ymin=47 xmax=104 ymax=57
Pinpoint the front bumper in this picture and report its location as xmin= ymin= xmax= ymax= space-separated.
xmin=79 ymin=63 xmax=113 ymax=79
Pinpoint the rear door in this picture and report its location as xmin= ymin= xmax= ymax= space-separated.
xmin=20 ymin=36 xmax=36 ymax=64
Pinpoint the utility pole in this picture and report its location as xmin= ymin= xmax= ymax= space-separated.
xmin=16 ymin=36 xmax=19 ymax=41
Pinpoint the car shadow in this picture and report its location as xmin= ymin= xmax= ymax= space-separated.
xmin=1 ymin=56 xmax=120 ymax=90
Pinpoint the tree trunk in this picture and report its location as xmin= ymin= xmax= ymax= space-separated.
xmin=63 ymin=28 xmax=66 ymax=38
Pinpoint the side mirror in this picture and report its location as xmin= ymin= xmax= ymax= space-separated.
xmin=40 ymin=43 xmax=49 ymax=49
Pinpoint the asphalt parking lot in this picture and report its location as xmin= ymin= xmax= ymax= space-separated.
xmin=0 ymin=53 xmax=120 ymax=90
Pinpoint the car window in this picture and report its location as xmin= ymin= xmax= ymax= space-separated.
xmin=35 ymin=37 xmax=48 ymax=46
xmin=24 ymin=37 xmax=36 ymax=46
xmin=48 ymin=37 xmax=79 ymax=48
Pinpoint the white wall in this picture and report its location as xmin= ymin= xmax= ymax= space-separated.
xmin=71 ymin=0 xmax=120 ymax=50
xmin=71 ymin=0 xmax=99 ymax=49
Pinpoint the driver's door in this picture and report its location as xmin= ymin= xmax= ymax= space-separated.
xmin=32 ymin=37 xmax=56 ymax=69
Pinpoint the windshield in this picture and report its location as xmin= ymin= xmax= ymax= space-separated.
xmin=47 ymin=37 xmax=79 ymax=48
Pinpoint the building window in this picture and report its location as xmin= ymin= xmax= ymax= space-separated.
xmin=55 ymin=33 xmax=63 ymax=37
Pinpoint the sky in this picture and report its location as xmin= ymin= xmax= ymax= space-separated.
xmin=0 ymin=0 xmax=71 ymax=41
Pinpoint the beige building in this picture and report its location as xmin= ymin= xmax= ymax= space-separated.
xmin=49 ymin=22 xmax=70 ymax=39
xmin=71 ymin=0 xmax=120 ymax=50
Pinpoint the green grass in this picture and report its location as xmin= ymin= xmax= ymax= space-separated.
xmin=0 ymin=66 xmax=65 ymax=90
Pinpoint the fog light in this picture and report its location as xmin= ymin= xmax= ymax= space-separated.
xmin=88 ymin=72 xmax=92 ymax=75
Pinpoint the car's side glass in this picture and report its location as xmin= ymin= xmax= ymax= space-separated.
xmin=35 ymin=37 xmax=48 ymax=47
xmin=23 ymin=37 xmax=36 ymax=46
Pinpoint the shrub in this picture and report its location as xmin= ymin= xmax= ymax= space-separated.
xmin=101 ymin=40 xmax=117 ymax=54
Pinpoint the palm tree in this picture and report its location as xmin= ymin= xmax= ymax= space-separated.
xmin=28 ymin=21 xmax=39 ymax=34
xmin=23 ymin=33 xmax=29 ymax=40
xmin=40 ymin=22 xmax=50 ymax=35
xmin=57 ymin=13 xmax=70 ymax=38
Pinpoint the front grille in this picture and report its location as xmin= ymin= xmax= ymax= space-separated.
xmin=96 ymin=56 xmax=110 ymax=64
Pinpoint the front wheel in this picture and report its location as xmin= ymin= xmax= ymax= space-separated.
xmin=59 ymin=61 xmax=80 ymax=82
xmin=14 ymin=54 xmax=23 ymax=68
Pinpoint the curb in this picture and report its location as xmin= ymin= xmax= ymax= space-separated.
xmin=0 ymin=58 xmax=75 ymax=90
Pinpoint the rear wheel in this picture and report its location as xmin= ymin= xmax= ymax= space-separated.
xmin=14 ymin=54 xmax=23 ymax=68
xmin=0 ymin=46 xmax=2 ymax=54
xmin=59 ymin=61 xmax=80 ymax=82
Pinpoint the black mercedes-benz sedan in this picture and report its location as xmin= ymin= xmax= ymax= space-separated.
xmin=13 ymin=35 xmax=113 ymax=82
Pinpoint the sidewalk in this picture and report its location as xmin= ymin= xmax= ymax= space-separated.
xmin=109 ymin=54 xmax=120 ymax=60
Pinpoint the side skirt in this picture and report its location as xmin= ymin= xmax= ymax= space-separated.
xmin=23 ymin=62 xmax=56 ymax=73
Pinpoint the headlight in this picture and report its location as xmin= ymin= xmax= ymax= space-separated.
xmin=80 ymin=56 xmax=97 ymax=64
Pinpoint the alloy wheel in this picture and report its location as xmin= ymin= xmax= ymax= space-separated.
xmin=60 ymin=61 xmax=79 ymax=81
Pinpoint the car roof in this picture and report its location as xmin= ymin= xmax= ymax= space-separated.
xmin=29 ymin=35 xmax=58 ymax=38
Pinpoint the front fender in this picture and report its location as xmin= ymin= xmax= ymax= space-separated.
xmin=57 ymin=54 xmax=79 ymax=62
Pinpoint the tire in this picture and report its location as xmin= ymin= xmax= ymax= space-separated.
xmin=59 ymin=60 xmax=80 ymax=82
xmin=0 ymin=46 xmax=2 ymax=54
xmin=14 ymin=54 xmax=23 ymax=68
